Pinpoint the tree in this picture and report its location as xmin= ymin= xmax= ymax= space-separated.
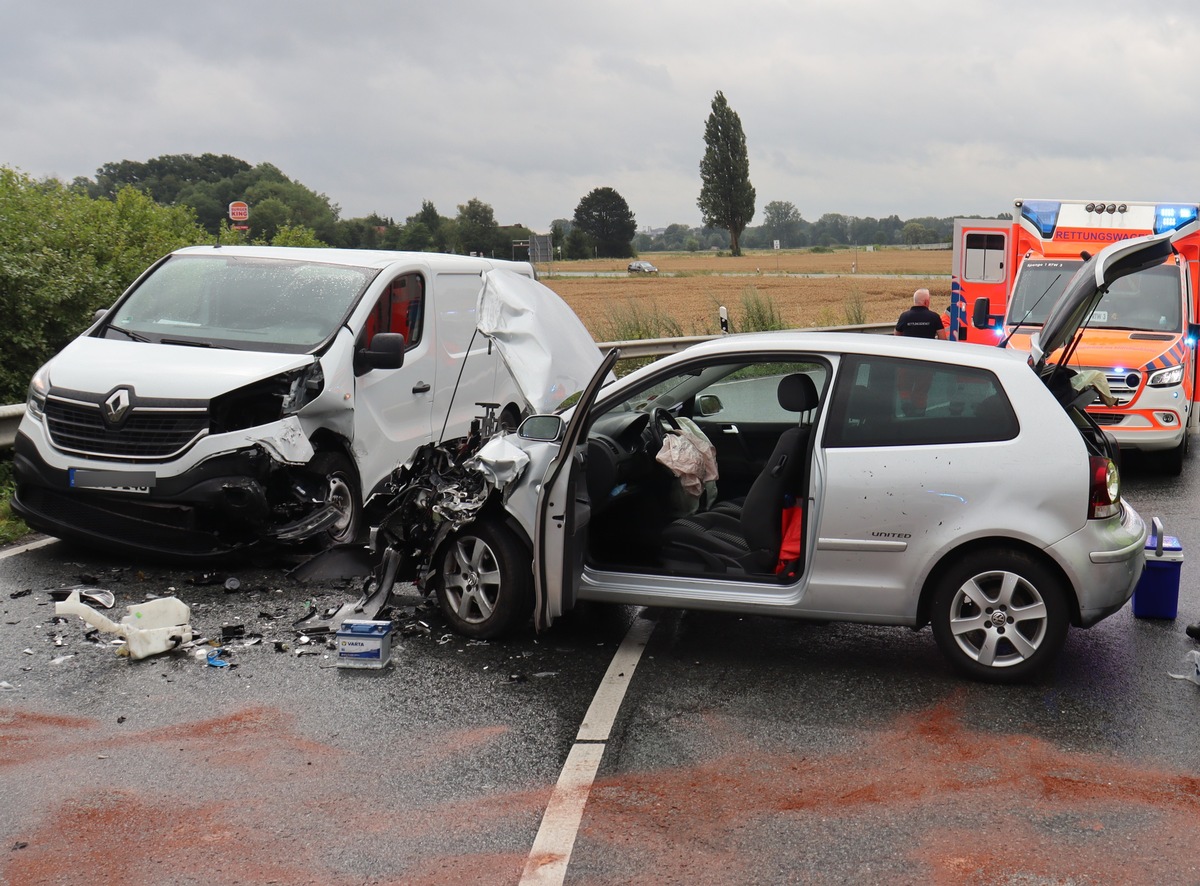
xmin=572 ymin=187 xmax=636 ymax=258
xmin=762 ymin=201 xmax=803 ymax=249
xmin=698 ymin=91 xmax=756 ymax=256
xmin=453 ymin=198 xmax=500 ymax=256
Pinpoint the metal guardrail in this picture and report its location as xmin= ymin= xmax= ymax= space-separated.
xmin=0 ymin=323 xmax=894 ymax=453
xmin=0 ymin=403 xmax=23 ymax=453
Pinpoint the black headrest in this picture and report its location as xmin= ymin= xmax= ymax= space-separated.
xmin=777 ymin=373 xmax=819 ymax=412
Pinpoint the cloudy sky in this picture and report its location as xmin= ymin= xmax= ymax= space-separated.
xmin=4 ymin=1 xmax=1198 ymax=233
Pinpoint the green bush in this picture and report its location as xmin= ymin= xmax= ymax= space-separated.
xmin=0 ymin=168 xmax=208 ymax=403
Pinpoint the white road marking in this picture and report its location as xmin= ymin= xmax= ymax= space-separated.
xmin=0 ymin=537 xmax=58 ymax=560
xmin=519 ymin=614 xmax=656 ymax=886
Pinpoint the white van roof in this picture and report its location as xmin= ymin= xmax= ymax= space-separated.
xmin=172 ymin=245 xmax=535 ymax=274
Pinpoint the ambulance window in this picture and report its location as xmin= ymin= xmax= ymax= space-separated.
xmin=963 ymin=233 xmax=1006 ymax=283
xmin=364 ymin=274 xmax=424 ymax=349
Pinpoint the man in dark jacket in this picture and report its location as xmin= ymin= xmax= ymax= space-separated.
xmin=894 ymin=288 xmax=948 ymax=339
xmin=893 ymin=289 xmax=945 ymax=415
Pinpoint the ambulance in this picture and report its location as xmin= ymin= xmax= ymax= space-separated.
xmin=951 ymin=200 xmax=1200 ymax=473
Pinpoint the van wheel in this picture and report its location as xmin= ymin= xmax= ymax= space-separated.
xmin=435 ymin=520 xmax=533 ymax=639
xmin=307 ymin=451 xmax=362 ymax=547
xmin=500 ymin=406 xmax=521 ymax=433
xmin=930 ymin=548 xmax=1068 ymax=683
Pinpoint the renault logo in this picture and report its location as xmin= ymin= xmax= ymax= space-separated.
xmin=103 ymin=388 xmax=132 ymax=424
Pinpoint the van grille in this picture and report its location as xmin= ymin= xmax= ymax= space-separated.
xmin=44 ymin=396 xmax=208 ymax=460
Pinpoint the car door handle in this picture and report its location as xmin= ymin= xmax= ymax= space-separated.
xmin=721 ymin=424 xmax=740 ymax=434
xmin=412 ymin=381 xmax=431 ymax=394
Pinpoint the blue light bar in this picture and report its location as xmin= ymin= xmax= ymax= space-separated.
xmin=1020 ymin=200 xmax=1061 ymax=238
xmin=1154 ymin=204 xmax=1199 ymax=234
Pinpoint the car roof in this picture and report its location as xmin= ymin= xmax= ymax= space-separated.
xmin=172 ymin=244 xmax=533 ymax=274
xmin=674 ymin=331 xmax=1027 ymax=371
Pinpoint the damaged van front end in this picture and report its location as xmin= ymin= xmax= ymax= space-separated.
xmin=13 ymin=346 xmax=355 ymax=560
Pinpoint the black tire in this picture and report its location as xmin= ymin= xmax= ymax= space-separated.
xmin=1159 ymin=432 xmax=1188 ymax=476
xmin=435 ymin=520 xmax=533 ymax=639
xmin=306 ymin=451 xmax=362 ymax=547
xmin=930 ymin=548 xmax=1069 ymax=683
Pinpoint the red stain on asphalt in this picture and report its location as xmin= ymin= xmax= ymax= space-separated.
xmin=573 ymin=699 xmax=1200 ymax=885
xmin=5 ymin=698 xmax=1198 ymax=884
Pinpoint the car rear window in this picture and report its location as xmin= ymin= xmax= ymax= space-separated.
xmin=824 ymin=355 xmax=1019 ymax=448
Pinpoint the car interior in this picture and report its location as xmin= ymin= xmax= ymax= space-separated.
xmin=582 ymin=359 xmax=827 ymax=582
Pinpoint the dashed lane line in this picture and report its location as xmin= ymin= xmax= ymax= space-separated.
xmin=519 ymin=613 xmax=657 ymax=886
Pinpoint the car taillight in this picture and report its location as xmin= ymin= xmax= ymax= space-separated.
xmin=1088 ymin=456 xmax=1121 ymax=519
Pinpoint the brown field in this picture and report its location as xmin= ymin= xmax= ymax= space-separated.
xmin=535 ymin=247 xmax=953 ymax=339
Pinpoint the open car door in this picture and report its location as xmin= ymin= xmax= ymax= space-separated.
xmin=532 ymin=349 xmax=620 ymax=631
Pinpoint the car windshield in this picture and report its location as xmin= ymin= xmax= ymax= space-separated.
xmin=106 ymin=254 xmax=376 ymax=352
xmin=1009 ymin=260 xmax=1182 ymax=332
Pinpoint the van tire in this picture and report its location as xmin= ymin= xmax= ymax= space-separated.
xmin=930 ymin=548 xmax=1068 ymax=683
xmin=1159 ymin=432 xmax=1187 ymax=476
xmin=307 ymin=451 xmax=362 ymax=547
xmin=435 ymin=520 xmax=533 ymax=639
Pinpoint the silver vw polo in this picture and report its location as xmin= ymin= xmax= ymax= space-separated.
xmin=356 ymin=230 xmax=1184 ymax=683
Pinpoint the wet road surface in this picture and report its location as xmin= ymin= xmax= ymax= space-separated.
xmin=2 ymin=455 xmax=1199 ymax=885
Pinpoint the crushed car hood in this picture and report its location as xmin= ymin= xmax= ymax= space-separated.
xmin=45 ymin=337 xmax=314 ymax=400
xmin=477 ymin=270 xmax=613 ymax=414
xmin=1031 ymin=222 xmax=1196 ymax=372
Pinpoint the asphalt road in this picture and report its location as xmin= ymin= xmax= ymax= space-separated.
xmin=2 ymin=453 xmax=1199 ymax=885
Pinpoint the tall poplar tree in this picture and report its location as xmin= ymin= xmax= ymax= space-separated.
xmin=698 ymin=91 xmax=756 ymax=257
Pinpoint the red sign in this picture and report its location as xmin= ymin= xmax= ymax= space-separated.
xmin=228 ymin=201 xmax=250 ymax=222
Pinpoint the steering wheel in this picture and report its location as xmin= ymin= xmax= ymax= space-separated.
xmin=647 ymin=406 xmax=682 ymax=451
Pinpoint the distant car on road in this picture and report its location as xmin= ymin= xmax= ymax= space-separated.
xmin=628 ymin=260 xmax=658 ymax=274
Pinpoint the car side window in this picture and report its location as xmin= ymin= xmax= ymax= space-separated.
xmin=363 ymin=273 xmax=424 ymax=350
xmin=697 ymin=362 xmax=828 ymax=422
xmin=824 ymin=355 xmax=1018 ymax=447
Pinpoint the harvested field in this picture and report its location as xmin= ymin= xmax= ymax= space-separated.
xmin=535 ymin=248 xmax=953 ymax=339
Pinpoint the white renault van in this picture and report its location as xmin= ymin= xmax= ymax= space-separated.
xmin=12 ymin=245 xmax=537 ymax=560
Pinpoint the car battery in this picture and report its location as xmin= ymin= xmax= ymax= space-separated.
xmin=1132 ymin=519 xmax=1183 ymax=620
xmin=335 ymin=619 xmax=393 ymax=668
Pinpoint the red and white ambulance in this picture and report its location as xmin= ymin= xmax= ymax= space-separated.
xmin=951 ymin=200 xmax=1200 ymax=473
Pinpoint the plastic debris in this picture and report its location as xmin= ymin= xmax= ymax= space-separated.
xmin=1169 ymin=650 xmax=1200 ymax=685
xmin=8 ymin=589 xmax=31 ymax=599
xmin=55 ymin=591 xmax=193 ymax=660
xmin=50 ymin=654 xmax=74 ymax=665
xmin=205 ymin=649 xmax=231 ymax=668
xmin=220 ymin=624 xmax=246 ymax=641
xmin=0 ymin=681 xmax=17 ymax=692
xmin=223 ymin=577 xmax=241 ymax=593
xmin=48 ymin=586 xmax=116 ymax=609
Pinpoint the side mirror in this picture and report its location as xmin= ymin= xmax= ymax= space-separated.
xmin=972 ymin=297 xmax=993 ymax=329
xmin=697 ymin=394 xmax=723 ymax=416
xmin=355 ymin=332 xmax=405 ymax=373
xmin=92 ymin=308 xmax=109 ymax=324
xmin=518 ymin=414 xmax=564 ymax=442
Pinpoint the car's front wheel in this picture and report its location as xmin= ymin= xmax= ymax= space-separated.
xmin=435 ymin=520 xmax=533 ymax=639
xmin=930 ymin=548 xmax=1069 ymax=683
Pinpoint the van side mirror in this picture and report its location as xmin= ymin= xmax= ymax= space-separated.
xmin=355 ymin=332 xmax=406 ymax=374
xmin=972 ymin=297 xmax=993 ymax=329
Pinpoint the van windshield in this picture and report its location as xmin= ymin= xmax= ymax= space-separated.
xmin=106 ymin=254 xmax=376 ymax=352
xmin=1009 ymin=260 xmax=1182 ymax=332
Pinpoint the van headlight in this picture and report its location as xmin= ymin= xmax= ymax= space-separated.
xmin=26 ymin=367 xmax=50 ymax=421
xmin=1148 ymin=364 xmax=1184 ymax=387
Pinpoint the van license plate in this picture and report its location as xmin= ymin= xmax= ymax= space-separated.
xmin=69 ymin=468 xmax=155 ymax=494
